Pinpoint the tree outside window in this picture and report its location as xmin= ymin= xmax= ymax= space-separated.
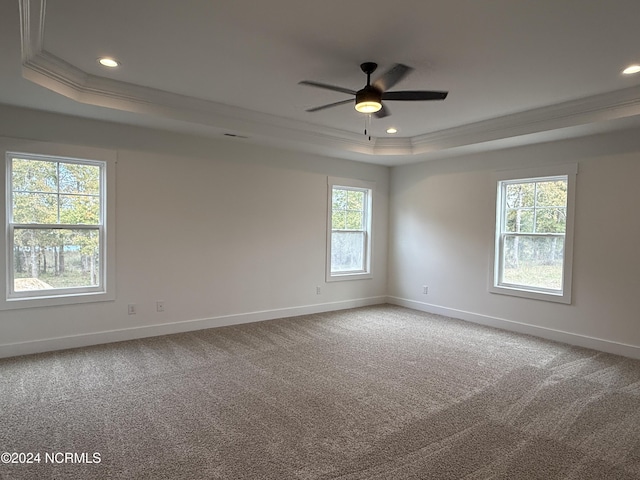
xmin=8 ymin=154 xmax=104 ymax=297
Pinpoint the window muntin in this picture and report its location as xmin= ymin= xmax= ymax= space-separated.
xmin=327 ymin=178 xmax=373 ymax=281
xmin=491 ymin=165 xmax=577 ymax=304
xmin=7 ymin=153 xmax=105 ymax=298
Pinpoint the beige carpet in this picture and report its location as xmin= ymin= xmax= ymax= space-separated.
xmin=1 ymin=305 xmax=640 ymax=479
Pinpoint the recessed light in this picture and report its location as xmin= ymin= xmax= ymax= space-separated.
xmin=386 ymin=127 xmax=398 ymax=134
xmin=622 ymin=64 xmax=640 ymax=75
xmin=98 ymin=57 xmax=120 ymax=68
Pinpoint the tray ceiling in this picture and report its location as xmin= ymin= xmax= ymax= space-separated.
xmin=3 ymin=0 xmax=640 ymax=165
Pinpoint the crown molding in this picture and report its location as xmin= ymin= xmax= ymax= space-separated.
xmin=410 ymin=85 xmax=640 ymax=155
xmin=18 ymin=0 xmax=640 ymax=163
xmin=19 ymin=1 xmax=381 ymax=157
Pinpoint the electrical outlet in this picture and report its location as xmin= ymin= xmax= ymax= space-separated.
xmin=128 ymin=304 xmax=137 ymax=315
xmin=316 ymin=286 xmax=322 ymax=295
xmin=156 ymin=301 xmax=165 ymax=312
xmin=422 ymin=285 xmax=429 ymax=295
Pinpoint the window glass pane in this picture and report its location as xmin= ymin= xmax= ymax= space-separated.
xmin=347 ymin=190 xmax=364 ymax=210
xmin=505 ymin=209 xmax=534 ymax=233
xmin=331 ymin=231 xmax=364 ymax=272
xmin=60 ymin=195 xmax=100 ymax=224
xmin=11 ymin=158 xmax=57 ymax=193
xmin=13 ymin=228 xmax=100 ymax=291
xmin=345 ymin=210 xmax=363 ymax=230
xmin=535 ymin=207 xmax=566 ymax=233
xmin=333 ymin=187 xmax=366 ymax=231
xmin=505 ymin=183 xmax=534 ymax=208
xmin=536 ymin=179 xmax=567 ymax=207
xmin=59 ymin=162 xmax=100 ymax=194
xmin=332 ymin=188 xmax=347 ymax=210
xmin=332 ymin=210 xmax=346 ymax=230
xmin=12 ymin=192 xmax=58 ymax=223
xmin=502 ymin=235 xmax=564 ymax=290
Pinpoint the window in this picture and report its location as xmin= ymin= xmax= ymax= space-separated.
xmin=490 ymin=164 xmax=577 ymax=303
xmin=326 ymin=177 xmax=373 ymax=281
xmin=2 ymin=148 xmax=115 ymax=309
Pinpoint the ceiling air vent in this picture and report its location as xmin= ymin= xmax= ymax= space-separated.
xmin=223 ymin=133 xmax=249 ymax=139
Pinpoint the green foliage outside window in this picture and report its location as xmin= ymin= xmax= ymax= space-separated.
xmin=332 ymin=189 xmax=364 ymax=230
xmin=331 ymin=186 xmax=368 ymax=274
xmin=501 ymin=178 xmax=568 ymax=290
xmin=10 ymin=157 xmax=102 ymax=291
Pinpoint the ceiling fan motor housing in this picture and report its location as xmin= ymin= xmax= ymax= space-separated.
xmin=356 ymin=85 xmax=382 ymax=106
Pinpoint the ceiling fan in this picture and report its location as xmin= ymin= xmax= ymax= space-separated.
xmin=299 ymin=62 xmax=448 ymax=118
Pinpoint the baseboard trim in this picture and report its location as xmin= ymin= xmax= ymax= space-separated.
xmin=0 ymin=296 xmax=387 ymax=359
xmin=387 ymin=296 xmax=640 ymax=360
xmin=7 ymin=296 xmax=639 ymax=360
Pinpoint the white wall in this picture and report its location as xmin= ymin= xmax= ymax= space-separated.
xmin=3 ymin=102 xmax=639 ymax=360
xmin=0 ymin=105 xmax=389 ymax=357
xmin=388 ymin=128 xmax=640 ymax=357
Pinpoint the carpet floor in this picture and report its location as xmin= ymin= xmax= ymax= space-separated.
xmin=1 ymin=305 xmax=640 ymax=479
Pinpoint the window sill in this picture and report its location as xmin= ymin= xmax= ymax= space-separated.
xmin=1 ymin=290 xmax=115 ymax=310
xmin=326 ymin=272 xmax=373 ymax=282
xmin=489 ymin=284 xmax=571 ymax=304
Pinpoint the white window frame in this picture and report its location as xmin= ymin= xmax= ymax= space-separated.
xmin=326 ymin=177 xmax=374 ymax=282
xmin=489 ymin=164 xmax=577 ymax=304
xmin=1 ymin=139 xmax=116 ymax=310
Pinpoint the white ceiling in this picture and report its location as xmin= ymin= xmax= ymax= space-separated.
xmin=2 ymin=0 xmax=640 ymax=165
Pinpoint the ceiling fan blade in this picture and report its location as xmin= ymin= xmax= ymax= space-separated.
xmin=298 ymin=81 xmax=356 ymax=96
xmin=373 ymin=64 xmax=412 ymax=91
xmin=374 ymin=104 xmax=390 ymax=119
xmin=306 ymin=99 xmax=354 ymax=112
xmin=382 ymin=90 xmax=448 ymax=101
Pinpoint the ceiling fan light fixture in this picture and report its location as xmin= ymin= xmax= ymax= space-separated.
xmin=355 ymin=86 xmax=382 ymax=113
xmin=355 ymin=101 xmax=382 ymax=113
